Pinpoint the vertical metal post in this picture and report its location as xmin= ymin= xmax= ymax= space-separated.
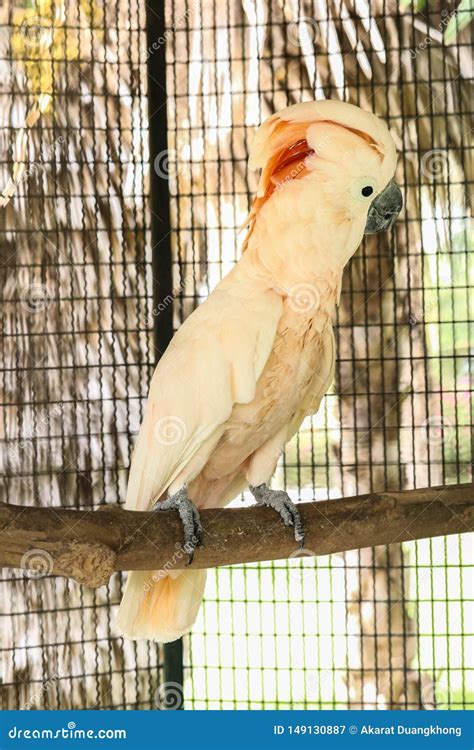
xmin=145 ymin=0 xmax=184 ymax=710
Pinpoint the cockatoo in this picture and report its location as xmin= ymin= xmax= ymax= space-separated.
xmin=116 ymin=100 xmax=402 ymax=642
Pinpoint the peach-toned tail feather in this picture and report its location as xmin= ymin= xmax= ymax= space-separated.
xmin=116 ymin=569 xmax=207 ymax=643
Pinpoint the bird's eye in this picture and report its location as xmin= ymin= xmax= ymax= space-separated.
xmin=350 ymin=178 xmax=378 ymax=201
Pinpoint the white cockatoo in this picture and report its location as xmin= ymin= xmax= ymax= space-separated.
xmin=117 ymin=100 xmax=402 ymax=642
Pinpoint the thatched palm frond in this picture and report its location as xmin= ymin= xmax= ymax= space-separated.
xmin=1 ymin=0 xmax=161 ymax=710
xmin=166 ymin=0 xmax=471 ymax=709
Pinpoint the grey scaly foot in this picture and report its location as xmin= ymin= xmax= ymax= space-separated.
xmin=152 ymin=487 xmax=202 ymax=564
xmin=249 ymin=484 xmax=305 ymax=548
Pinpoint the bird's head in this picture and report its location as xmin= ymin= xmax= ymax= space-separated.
xmin=243 ymin=100 xmax=402 ymax=278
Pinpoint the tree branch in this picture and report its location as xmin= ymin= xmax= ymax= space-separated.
xmin=1 ymin=484 xmax=472 ymax=587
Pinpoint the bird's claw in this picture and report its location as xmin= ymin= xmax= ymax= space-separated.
xmin=250 ymin=484 xmax=305 ymax=548
xmin=152 ymin=488 xmax=202 ymax=564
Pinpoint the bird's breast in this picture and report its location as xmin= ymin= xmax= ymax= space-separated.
xmin=205 ymin=304 xmax=333 ymax=479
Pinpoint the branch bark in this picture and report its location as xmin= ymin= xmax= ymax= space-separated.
xmin=0 ymin=483 xmax=472 ymax=588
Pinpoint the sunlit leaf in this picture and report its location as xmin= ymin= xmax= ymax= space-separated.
xmin=444 ymin=0 xmax=474 ymax=43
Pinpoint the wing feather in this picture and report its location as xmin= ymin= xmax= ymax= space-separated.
xmin=126 ymin=282 xmax=283 ymax=511
xmin=286 ymin=325 xmax=335 ymax=441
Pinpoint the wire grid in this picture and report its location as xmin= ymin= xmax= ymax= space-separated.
xmin=1 ymin=0 xmax=164 ymax=709
xmin=163 ymin=0 xmax=473 ymax=709
xmin=0 ymin=0 xmax=472 ymax=712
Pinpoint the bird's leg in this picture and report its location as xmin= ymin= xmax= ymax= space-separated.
xmin=249 ymin=484 xmax=305 ymax=548
xmin=152 ymin=487 xmax=203 ymax=564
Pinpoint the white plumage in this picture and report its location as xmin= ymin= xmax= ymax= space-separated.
xmin=117 ymin=100 xmax=398 ymax=642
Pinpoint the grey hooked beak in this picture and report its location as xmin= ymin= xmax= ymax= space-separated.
xmin=364 ymin=179 xmax=403 ymax=234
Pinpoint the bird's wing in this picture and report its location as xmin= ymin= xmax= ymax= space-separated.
xmin=286 ymin=325 xmax=335 ymax=441
xmin=125 ymin=283 xmax=283 ymax=511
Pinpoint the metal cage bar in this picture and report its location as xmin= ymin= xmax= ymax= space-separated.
xmin=0 ymin=0 xmax=472 ymax=711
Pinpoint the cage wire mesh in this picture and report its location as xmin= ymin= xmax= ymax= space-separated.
xmin=1 ymin=0 xmax=164 ymax=709
xmin=1 ymin=0 xmax=473 ymax=711
xmin=164 ymin=0 xmax=473 ymax=709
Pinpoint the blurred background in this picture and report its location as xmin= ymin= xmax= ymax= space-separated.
xmin=1 ymin=0 xmax=472 ymax=710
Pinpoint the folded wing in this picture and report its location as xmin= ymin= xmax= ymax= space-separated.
xmin=126 ymin=282 xmax=283 ymax=511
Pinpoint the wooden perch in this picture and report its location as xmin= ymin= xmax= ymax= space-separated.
xmin=0 ymin=484 xmax=472 ymax=588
